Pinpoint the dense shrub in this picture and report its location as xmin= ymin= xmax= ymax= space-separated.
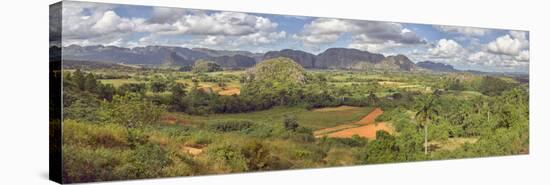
xmin=116 ymin=143 xmax=172 ymax=179
xmin=318 ymin=135 xmax=368 ymax=148
xmin=63 ymin=93 xmax=101 ymax=122
xmin=187 ymin=130 xmax=215 ymax=145
xmin=283 ymin=114 xmax=299 ymax=131
xmin=62 ymin=145 xmax=130 ymax=183
xmin=479 ymin=76 xmax=516 ymax=96
xmin=117 ymin=83 xmax=147 ymax=96
xmin=288 ymin=127 xmax=315 ymax=143
xmin=100 ymin=94 xmax=165 ymax=129
xmin=243 ymin=123 xmax=275 ymax=138
xmin=207 ymin=143 xmax=249 ymax=172
xmin=208 ymin=120 xmax=254 ymax=132
xmin=63 ymin=120 xmax=129 ymax=148
xmin=207 ymin=140 xmax=290 ymax=172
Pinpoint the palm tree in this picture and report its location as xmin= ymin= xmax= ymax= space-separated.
xmin=415 ymin=90 xmax=440 ymax=155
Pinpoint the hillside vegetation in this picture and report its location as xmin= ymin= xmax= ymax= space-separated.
xmin=59 ymin=57 xmax=529 ymax=183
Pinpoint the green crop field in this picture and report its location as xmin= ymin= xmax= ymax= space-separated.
xmin=170 ymin=106 xmax=373 ymax=130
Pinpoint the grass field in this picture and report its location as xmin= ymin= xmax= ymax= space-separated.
xmin=165 ymin=106 xmax=374 ymax=130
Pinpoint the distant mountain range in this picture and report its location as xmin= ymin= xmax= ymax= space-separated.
xmin=61 ymin=45 xmax=458 ymax=72
xmin=416 ymin=61 xmax=457 ymax=72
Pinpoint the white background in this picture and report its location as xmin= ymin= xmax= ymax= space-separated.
xmin=0 ymin=0 xmax=548 ymax=184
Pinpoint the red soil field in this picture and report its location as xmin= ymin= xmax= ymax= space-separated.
xmin=327 ymin=122 xmax=392 ymax=139
xmin=354 ymin=107 xmax=383 ymax=125
xmin=314 ymin=107 xmax=392 ymax=139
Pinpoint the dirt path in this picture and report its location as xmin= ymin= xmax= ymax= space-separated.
xmin=160 ymin=115 xmax=191 ymax=125
xmin=180 ymin=145 xmax=204 ymax=156
xmin=218 ymin=87 xmax=240 ymax=96
xmin=160 ymin=115 xmax=177 ymax=124
xmin=354 ymin=108 xmax=383 ymax=125
xmin=327 ymin=122 xmax=391 ymax=139
xmin=314 ymin=107 xmax=392 ymax=139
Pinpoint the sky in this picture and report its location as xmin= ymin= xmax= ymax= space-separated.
xmin=59 ymin=1 xmax=530 ymax=73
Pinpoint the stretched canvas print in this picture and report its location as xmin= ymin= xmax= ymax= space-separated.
xmin=50 ymin=1 xmax=530 ymax=184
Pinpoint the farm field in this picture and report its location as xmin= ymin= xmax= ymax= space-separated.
xmin=314 ymin=107 xmax=393 ymax=139
xmin=163 ymin=105 xmax=374 ymax=130
xmin=59 ymin=59 xmax=529 ymax=183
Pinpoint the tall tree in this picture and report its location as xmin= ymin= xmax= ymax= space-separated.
xmin=170 ymin=83 xmax=187 ymax=111
xmin=72 ymin=69 xmax=85 ymax=91
xmin=415 ymin=90 xmax=440 ymax=155
xmin=84 ymin=73 xmax=98 ymax=92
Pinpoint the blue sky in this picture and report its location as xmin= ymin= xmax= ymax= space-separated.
xmin=60 ymin=1 xmax=529 ymax=73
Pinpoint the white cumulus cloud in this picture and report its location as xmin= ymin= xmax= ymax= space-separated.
xmin=294 ymin=18 xmax=425 ymax=52
xmin=61 ymin=2 xmax=286 ymax=49
xmin=487 ymin=31 xmax=529 ymax=56
xmin=516 ymin=50 xmax=530 ymax=61
xmin=428 ymin=39 xmax=466 ymax=58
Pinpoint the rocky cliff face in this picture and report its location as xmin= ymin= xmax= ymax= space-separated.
xmin=380 ymin=55 xmax=416 ymax=71
xmin=315 ymin=48 xmax=385 ymax=69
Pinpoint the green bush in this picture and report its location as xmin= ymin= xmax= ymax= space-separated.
xmin=188 ymin=130 xmax=215 ymax=145
xmin=479 ymin=76 xmax=516 ymax=96
xmin=283 ymin=114 xmax=299 ymax=131
xmin=207 ymin=140 xmax=288 ymax=172
xmin=244 ymin=123 xmax=274 ymax=138
xmin=62 ymin=145 xmax=130 ymax=183
xmin=115 ymin=143 xmax=172 ymax=179
xmin=117 ymin=83 xmax=147 ymax=96
xmin=62 ymin=120 xmax=129 ymax=148
xmin=207 ymin=143 xmax=249 ymax=172
xmin=318 ymin=135 xmax=368 ymax=148
xmin=289 ymin=127 xmax=315 ymax=143
xmin=100 ymin=94 xmax=165 ymax=129
xmin=208 ymin=120 xmax=254 ymax=132
xmin=63 ymin=92 xmax=101 ymax=122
